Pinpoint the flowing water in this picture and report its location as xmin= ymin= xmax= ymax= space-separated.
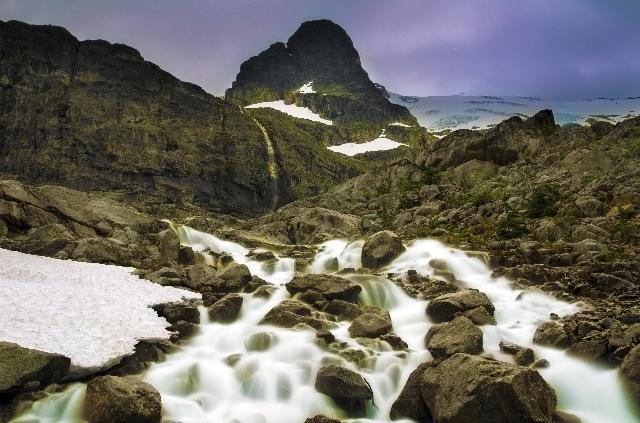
xmin=245 ymin=112 xmax=279 ymax=211
xmin=13 ymin=227 xmax=640 ymax=423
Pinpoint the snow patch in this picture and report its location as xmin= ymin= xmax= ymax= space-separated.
xmin=295 ymin=81 xmax=316 ymax=94
xmin=0 ymin=248 xmax=200 ymax=375
xmin=245 ymin=100 xmax=332 ymax=125
xmin=328 ymin=134 xmax=407 ymax=156
xmin=389 ymin=121 xmax=412 ymax=127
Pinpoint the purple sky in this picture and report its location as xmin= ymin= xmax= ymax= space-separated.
xmin=2 ymin=0 xmax=639 ymax=99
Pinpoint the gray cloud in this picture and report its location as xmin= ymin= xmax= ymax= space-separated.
xmin=2 ymin=0 xmax=638 ymax=99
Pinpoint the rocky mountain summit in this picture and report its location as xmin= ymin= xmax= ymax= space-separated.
xmin=226 ymin=20 xmax=416 ymax=128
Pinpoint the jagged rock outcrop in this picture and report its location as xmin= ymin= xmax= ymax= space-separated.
xmin=0 ymin=342 xmax=70 ymax=395
xmin=0 ymin=20 xmax=362 ymax=214
xmin=226 ymin=19 xmax=415 ymax=126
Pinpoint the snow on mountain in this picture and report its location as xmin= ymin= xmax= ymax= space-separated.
xmin=389 ymin=93 xmax=640 ymax=132
xmin=0 ymin=248 xmax=200 ymax=375
xmin=295 ymin=81 xmax=316 ymax=94
xmin=328 ymin=129 xmax=407 ymax=156
xmin=245 ymin=100 xmax=333 ymax=125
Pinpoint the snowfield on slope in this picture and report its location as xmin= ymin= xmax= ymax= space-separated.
xmin=245 ymin=100 xmax=332 ymax=125
xmin=328 ymin=131 xmax=407 ymax=156
xmin=0 ymin=248 xmax=200 ymax=375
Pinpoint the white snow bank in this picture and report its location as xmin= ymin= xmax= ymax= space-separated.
xmin=245 ymin=100 xmax=332 ymax=125
xmin=389 ymin=121 xmax=412 ymax=127
xmin=328 ymin=136 xmax=407 ymax=156
xmin=0 ymin=248 xmax=200 ymax=375
xmin=295 ymin=81 xmax=316 ymax=94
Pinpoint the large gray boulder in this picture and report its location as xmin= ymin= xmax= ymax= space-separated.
xmin=84 ymin=375 xmax=161 ymax=423
xmin=421 ymin=354 xmax=557 ymax=423
xmin=208 ymin=295 xmax=243 ymax=322
xmin=425 ymin=316 xmax=483 ymax=359
xmin=286 ymin=274 xmax=362 ymax=302
xmin=426 ymin=289 xmax=495 ymax=323
xmin=361 ymin=230 xmax=405 ymax=268
xmin=315 ymin=365 xmax=372 ymax=417
xmin=390 ymin=363 xmax=432 ymax=422
xmin=0 ymin=342 xmax=70 ymax=394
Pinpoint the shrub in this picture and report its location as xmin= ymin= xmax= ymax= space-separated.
xmin=498 ymin=211 xmax=529 ymax=239
xmin=527 ymin=183 xmax=560 ymax=218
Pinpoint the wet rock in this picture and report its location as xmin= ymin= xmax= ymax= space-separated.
xmin=253 ymin=284 xmax=277 ymax=298
xmin=244 ymin=332 xmax=276 ymax=352
xmin=316 ymin=330 xmax=336 ymax=344
xmin=500 ymin=341 xmax=536 ymax=366
xmin=566 ymin=339 xmax=608 ymax=361
xmin=390 ymin=363 xmax=432 ymax=422
xmin=155 ymin=302 xmax=200 ymax=325
xmin=261 ymin=300 xmax=330 ymax=330
xmin=286 ymin=274 xmax=361 ymax=302
xmin=323 ymin=299 xmax=362 ymax=320
xmin=298 ymin=290 xmax=326 ymax=305
xmin=216 ymin=263 xmax=252 ymax=292
xmin=620 ymin=345 xmax=640 ymax=410
xmin=185 ymin=264 xmax=219 ymax=291
xmin=315 ymin=365 xmax=373 ymax=417
xmin=426 ymin=289 xmax=495 ymax=323
xmin=208 ymin=295 xmax=243 ymax=322
xmin=304 ymin=415 xmax=341 ymax=423
xmin=361 ymin=230 xmax=405 ymax=268
xmin=348 ymin=313 xmax=392 ymax=338
xmin=425 ymin=316 xmax=483 ymax=359
xmin=553 ymin=410 xmax=582 ymax=423
xmin=85 ymin=375 xmax=161 ymax=423
xmin=533 ymin=321 xmax=573 ymax=348
xmin=177 ymin=245 xmax=196 ymax=265
xmin=380 ymin=333 xmax=409 ymax=350
xmin=421 ymin=353 xmax=557 ymax=423
xmin=0 ymin=342 xmax=70 ymax=394
xmin=461 ymin=306 xmax=496 ymax=325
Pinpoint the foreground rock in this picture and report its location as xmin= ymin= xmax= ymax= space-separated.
xmin=315 ymin=365 xmax=373 ymax=417
xmin=286 ymin=274 xmax=362 ymax=302
xmin=361 ymin=230 xmax=405 ymax=268
xmin=426 ymin=289 xmax=495 ymax=323
xmin=261 ymin=300 xmax=330 ymax=330
xmin=348 ymin=313 xmax=392 ymax=338
xmin=421 ymin=354 xmax=557 ymax=423
xmin=425 ymin=316 xmax=483 ymax=359
xmin=208 ymin=295 xmax=244 ymax=322
xmin=84 ymin=375 xmax=161 ymax=423
xmin=390 ymin=363 xmax=432 ymax=422
xmin=304 ymin=415 xmax=341 ymax=423
xmin=0 ymin=342 xmax=70 ymax=394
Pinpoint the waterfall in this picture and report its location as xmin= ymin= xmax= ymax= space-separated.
xmin=12 ymin=228 xmax=640 ymax=423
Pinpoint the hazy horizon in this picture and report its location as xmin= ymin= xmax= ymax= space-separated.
xmin=3 ymin=0 xmax=639 ymax=100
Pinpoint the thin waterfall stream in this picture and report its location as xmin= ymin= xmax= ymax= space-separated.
xmin=12 ymin=226 xmax=640 ymax=423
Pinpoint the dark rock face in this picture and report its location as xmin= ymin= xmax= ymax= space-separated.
xmin=425 ymin=316 xmax=483 ymax=359
xmin=421 ymin=354 xmax=557 ymax=423
xmin=286 ymin=274 xmax=362 ymax=302
xmin=0 ymin=342 xmax=70 ymax=394
xmin=0 ymin=21 xmax=361 ymax=214
xmin=426 ymin=289 xmax=495 ymax=323
xmin=208 ymin=295 xmax=243 ymax=322
xmin=261 ymin=300 xmax=330 ymax=330
xmin=390 ymin=363 xmax=433 ymax=422
xmin=315 ymin=365 xmax=372 ymax=417
xmin=226 ymin=20 xmax=415 ymax=125
xmin=84 ymin=375 xmax=162 ymax=423
xmin=361 ymin=230 xmax=406 ymax=268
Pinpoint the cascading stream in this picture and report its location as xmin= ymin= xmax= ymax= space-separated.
xmin=13 ymin=227 xmax=640 ymax=423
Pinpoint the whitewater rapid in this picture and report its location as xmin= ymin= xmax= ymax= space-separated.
xmin=13 ymin=227 xmax=640 ymax=423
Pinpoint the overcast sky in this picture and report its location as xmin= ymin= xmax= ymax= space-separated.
xmin=2 ymin=0 xmax=639 ymax=99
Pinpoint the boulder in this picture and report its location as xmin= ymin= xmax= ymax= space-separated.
xmin=348 ymin=313 xmax=392 ymax=338
xmin=390 ymin=363 xmax=432 ymax=422
xmin=84 ymin=375 xmax=161 ymax=423
xmin=425 ymin=316 xmax=483 ymax=359
xmin=261 ymin=300 xmax=330 ymax=330
xmin=304 ymin=415 xmax=341 ymax=423
xmin=208 ymin=295 xmax=243 ymax=322
xmin=177 ymin=245 xmax=196 ymax=264
xmin=361 ymin=230 xmax=405 ymax=268
xmin=575 ymin=196 xmax=603 ymax=218
xmin=621 ymin=345 xmax=640 ymax=410
xmin=315 ymin=365 xmax=372 ymax=417
xmin=421 ymin=354 xmax=557 ymax=423
xmin=533 ymin=321 xmax=573 ymax=348
xmin=426 ymin=289 xmax=495 ymax=323
xmin=323 ymin=299 xmax=362 ymax=320
xmin=155 ymin=302 xmax=199 ymax=325
xmin=217 ymin=263 xmax=252 ymax=291
xmin=185 ymin=264 xmax=219 ymax=291
xmin=0 ymin=342 xmax=70 ymax=394
xmin=286 ymin=274 xmax=362 ymax=302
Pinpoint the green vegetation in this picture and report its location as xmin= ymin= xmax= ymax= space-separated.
xmin=527 ymin=183 xmax=560 ymax=218
xmin=497 ymin=209 xmax=529 ymax=239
